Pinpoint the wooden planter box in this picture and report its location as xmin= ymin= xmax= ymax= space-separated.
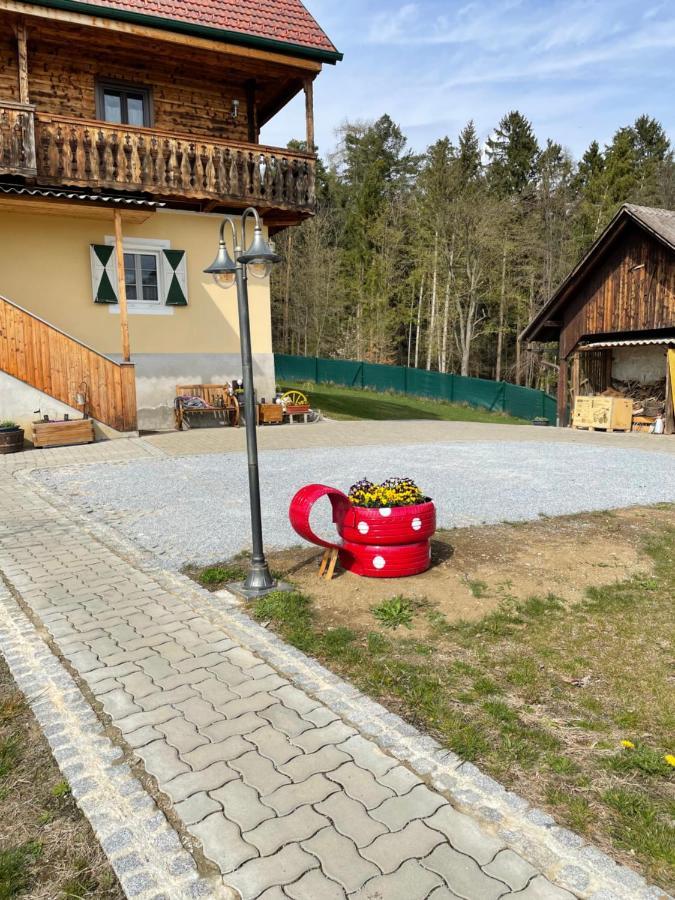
xmin=572 ymin=396 xmax=633 ymax=433
xmin=258 ymin=403 xmax=283 ymax=425
xmin=32 ymin=419 xmax=94 ymax=448
xmin=0 ymin=428 xmax=24 ymax=454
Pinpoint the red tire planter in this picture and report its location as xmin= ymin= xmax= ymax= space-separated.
xmin=289 ymin=484 xmax=436 ymax=578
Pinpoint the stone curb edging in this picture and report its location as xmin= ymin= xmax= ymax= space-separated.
xmin=0 ymin=581 xmax=232 ymax=900
xmin=15 ymin=462 xmax=674 ymax=900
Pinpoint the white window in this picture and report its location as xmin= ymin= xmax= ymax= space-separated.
xmin=123 ymin=251 xmax=160 ymax=303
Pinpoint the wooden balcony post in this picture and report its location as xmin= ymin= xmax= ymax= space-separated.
xmin=113 ymin=210 xmax=131 ymax=362
xmin=304 ymin=78 xmax=315 ymax=152
xmin=14 ymin=18 xmax=29 ymax=104
xmin=245 ymin=79 xmax=258 ymax=143
xmin=557 ymin=355 xmax=568 ymax=427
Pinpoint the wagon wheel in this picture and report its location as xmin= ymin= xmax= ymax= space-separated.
xmin=281 ymin=390 xmax=308 ymax=407
xmin=226 ymin=394 xmax=240 ymax=428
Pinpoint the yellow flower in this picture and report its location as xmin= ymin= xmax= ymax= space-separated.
xmin=665 ymin=754 xmax=675 ymax=767
xmin=621 ymin=740 xmax=635 ymax=750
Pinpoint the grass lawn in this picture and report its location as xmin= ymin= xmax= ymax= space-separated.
xmin=0 ymin=658 xmax=123 ymax=900
xmin=190 ymin=508 xmax=675 ymax=891
xmin=280 ymin=381 xmax=527 ymax=424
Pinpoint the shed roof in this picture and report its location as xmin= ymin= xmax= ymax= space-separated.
xmin=22 ymin=0 xmax=342 ymax=62
xmin=521 ymin=203 xmax=675 ymax=344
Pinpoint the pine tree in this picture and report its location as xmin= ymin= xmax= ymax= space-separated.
xmin=486 ymin=111 xmax=539 ymax=197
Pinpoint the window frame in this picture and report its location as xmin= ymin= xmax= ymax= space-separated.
xmin=95 ymin=79 xmax=153 ymax=128
xmin=123 ymin=250 xmax=161 ymax=304
xmin=104 ymin=236 xmax=174 ymax=316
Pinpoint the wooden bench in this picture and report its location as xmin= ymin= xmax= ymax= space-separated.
xmin=175 ymin=384 xmax=240 ymax=430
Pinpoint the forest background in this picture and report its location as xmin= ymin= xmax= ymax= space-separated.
xmin=271 ymin=112 xmax=674 ymax=391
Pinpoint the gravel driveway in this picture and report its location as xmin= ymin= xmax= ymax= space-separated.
xmin=35 ymin=441 xmax=675 ymax=569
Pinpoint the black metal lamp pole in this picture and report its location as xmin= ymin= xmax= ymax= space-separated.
xmin=205 ymin=208 xmax=286 ymax=601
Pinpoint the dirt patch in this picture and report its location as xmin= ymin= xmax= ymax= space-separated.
xmin=265 ymin=506 xmax=668 ymax=635
xmin=0 ymin=656 xmax=123 ymax=900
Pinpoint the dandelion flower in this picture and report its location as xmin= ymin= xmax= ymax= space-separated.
xmin=665 ymin=754 xmax=675 ymax=767
xmin=621 ymin=740 xmax=635 ymax=750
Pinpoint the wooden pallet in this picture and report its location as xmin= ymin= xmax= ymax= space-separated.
xmin=32 ymin=419 xmax=94 ymax=448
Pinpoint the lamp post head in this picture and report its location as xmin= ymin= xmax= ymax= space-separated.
xmin=239 ymin=224 xmax=281 ymax=280
xmin=204 ymin=240 xmax=237 ymax=290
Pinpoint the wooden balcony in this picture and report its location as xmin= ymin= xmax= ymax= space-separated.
xmin=0 ymin=102 xmax=37 ymax=176
xmin=1 ymin=105 xmax=316 ymax=220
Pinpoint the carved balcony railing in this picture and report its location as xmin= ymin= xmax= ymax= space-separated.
xmin=0 ymin=101 xmax=37 ymax=175
xmin=32 ymin=114 xmax=316 ymax=212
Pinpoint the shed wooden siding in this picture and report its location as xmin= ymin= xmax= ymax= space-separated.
xmin=560 ymin=224 xmax=675 ymax=359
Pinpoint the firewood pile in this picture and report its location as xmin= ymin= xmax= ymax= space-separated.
xmin=602 ymin=379 xmax=666 ymax=417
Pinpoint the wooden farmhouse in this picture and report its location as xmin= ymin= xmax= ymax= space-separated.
xmin=0 ymin=0 xmax=340 ymax=434
xmin=522 ymin=204 xmax=675 ymax=434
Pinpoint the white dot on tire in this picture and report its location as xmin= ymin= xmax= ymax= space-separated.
xmin=379 ymin=508 xmax=392 ymax=518
xmin=357 ymin=521 xmax=370 ymax=535
xmin=411 ymin=517 xmax=422 ymax=531
xmin=373 ymin=556 xmax=386 ymax=570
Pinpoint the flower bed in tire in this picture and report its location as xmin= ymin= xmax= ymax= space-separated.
xmin=289 ymin=477 xmax=436 ymax=578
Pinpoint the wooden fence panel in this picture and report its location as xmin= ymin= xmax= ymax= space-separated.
xmin=0 ymin=294 xmax=137 ymax=432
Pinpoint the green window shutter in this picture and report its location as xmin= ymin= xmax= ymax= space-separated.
xmin=161 ymin=249 xmax=188 ymax=306
xmin=90 ymin=244 xmax=118 ymax=304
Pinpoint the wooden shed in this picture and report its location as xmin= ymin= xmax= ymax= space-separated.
xmin=522 ymin=204 xmax=675 ymax=433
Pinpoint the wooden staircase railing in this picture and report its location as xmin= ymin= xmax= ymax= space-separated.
xmin=0 ymin=294 xmax=137 ymax=432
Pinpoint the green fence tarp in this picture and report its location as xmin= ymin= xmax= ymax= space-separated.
xmin=274 ymin=354 xmax=557 ymax=423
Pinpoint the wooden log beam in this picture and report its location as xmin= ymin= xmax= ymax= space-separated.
xmin=113 ymin=209 xmax=131 ymax=363
xmin=304 ymin=78 xmax=315 ymax=152
xmin=245 ymin=79 xmax=258 ymax=143
xmin=14 ymin=17 xmax=29 ymax=104
xmin=557 ymin=356 xmax=568 ymax=427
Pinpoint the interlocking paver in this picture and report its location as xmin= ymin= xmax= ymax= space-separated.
xmin=271 ymin=684 xmax=320 ymax=715
xmin=136 ymin=739 xmax=189 ymax=782
xmin=138 ymin=684 xmax=195 ymax=712
xmin=176 ymin=652 xmax=225 ymax=674
xmin=370 ymin=783 xmax=445 ymax=829
xmin=115 ymin=705 xmax=177 ymax=735
xmin=247 ymin=724 xmax=303 ymax=766
xmin=124 ymin=724 xmax=163 ymax=749
xmin=225 ymin=843 xmax=319 ymax=899
xmin=263 ymin=773 xmax=339 ymax=816
xmin=174 ymin=791 xmax=221 ymax=826
xmin=209 ymin=659 xmax=248 ymax=687
xmin=244 ymin=805 xmax=329 ymax=856
xmin=233 ymin=673 xmax=288 ymax=699
xmin=338 ymin=734 xmax=398 ymax=778
xmin=157 ymin=717 xmax=208 ymax=754
xmin=484 ymin=848 xmax=539 ymax=891
xmin=101 ymin=688 xmax=142 ymax=719
xmin=256 ymin=888 xmax=287 ymax=900
xmin=203 ymin=711 xmax=267 ymax=742
xmin=360 ymin=819 xmax=444 ymax=874
xmin=301 ymin=826 xmax=379 ymax=893
xmin=284 ymin=869 xmax=347 ymax=900
xmin=292 ymin=720 xmax=356 ymax=753
xmin=507 ymin=876 xmax=576 ymax=899
xmin=163 ymin=761 xmax=237 ymax=803
xmin=315 ymin=793 xmax=387 ymax=848
xmin=259 ymin=702 xmax=312 ymax=737
xmin=137 ymin=656 xmax=176 ymax=682
xmin=119 ymin=671 xmax=158 ymax=700
xmin=426 ymin=804 xmax=505 ymax=865
xmin=280 ymin=744 xmax=350 ymax=781
xmin=210 ymin=779 xmax=275 ymax=831
xmin=176 ymin=696 xmax=222 ymax=728
xmin=229 ymin=750 xmax=291 ymax=795
xmin=349 ymin=858 xmax=442 ymax=900
xmin=181 ymin=735 xmax=252 ymax=770
xmin=326 ymin=762 xmax=394 ymax=810
xmin=421 ymin=844 xmax=506 ymax=900
xmin=190 ymin=812 xmax=257 ymax=875
xmin=221 ymin=693 xmax=280 ymax=720
xmin=224 ymin=646 xmax=260 ymax=670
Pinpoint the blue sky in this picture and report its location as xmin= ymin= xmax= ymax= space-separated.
xmin=261 ymin=0 xmax=675 ymax=163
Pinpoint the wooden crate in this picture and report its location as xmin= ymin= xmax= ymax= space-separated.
xmin=258 ymin=403 xmax=283 ymax=425
xmin=32 ymin=419 xmax=95 ymax=448
xmin=572 ymin=396 xmax=633 ymax=432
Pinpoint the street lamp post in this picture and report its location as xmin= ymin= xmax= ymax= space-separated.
xmin=205 ymin=207 xmax=287 ymax=600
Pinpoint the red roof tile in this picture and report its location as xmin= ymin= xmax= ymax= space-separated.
xmin=55 ymin=0 xmax=340 ymax=58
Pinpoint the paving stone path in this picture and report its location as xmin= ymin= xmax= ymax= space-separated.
xmin=0 ymin=431 xmax=671 ymax=900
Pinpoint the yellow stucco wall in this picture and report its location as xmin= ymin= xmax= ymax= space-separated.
xmin=0 ymin=206 xmax=273 ymax=358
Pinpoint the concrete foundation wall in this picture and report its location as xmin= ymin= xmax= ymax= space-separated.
xmin=112 ymin=352 xmax=277 ymax=431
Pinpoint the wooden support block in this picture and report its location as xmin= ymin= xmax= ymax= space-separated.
xmin=319 ymin=548 xmax=339 ymax=580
